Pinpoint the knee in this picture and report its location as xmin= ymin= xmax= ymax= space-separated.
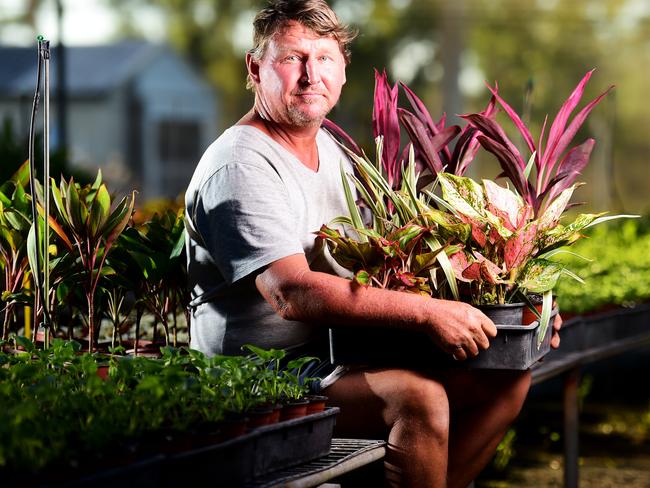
xmin=390 ymin=372 xmax=450 ymax=443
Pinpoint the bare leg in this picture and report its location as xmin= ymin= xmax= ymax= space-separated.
xmin=442 ymin=369 xmax=532 ymax=488
xmin=324 ymin=368 xmax=451 ymax=487
xmin=324 ymin=368 xmax=530 ymax=488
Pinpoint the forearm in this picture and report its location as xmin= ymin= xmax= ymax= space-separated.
xmin=257 ymin=267 xmax=439 ymax=332
xmin=255 ymin=254 xmax=496 ymax=357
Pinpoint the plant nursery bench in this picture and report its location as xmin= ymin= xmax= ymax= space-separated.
xmin=246 ymin=438 xmax=386 ymax=488
xmin=250 ymin=304 xmax=650 ymax=488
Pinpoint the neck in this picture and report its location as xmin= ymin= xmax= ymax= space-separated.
xmin=238 ymin=108 xmax=321 ymax=171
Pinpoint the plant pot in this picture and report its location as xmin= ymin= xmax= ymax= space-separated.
xmin=478 ymin=302 xmax=525 ymax=325
xmin=521 ymin=294 xmax=556 ymax=325
xmin=96 ymin=364 xmax=110 ymax=380
xmin=217 ymin=414 xmax=249 ymax=441
xmin=522 ymin=303 xmax=543 ymax=325
xmin=246 ymin=405 xmax=277 ymax=430
xmin=280 ymin=399 xmax=309 ymax=421
xmin=306 ymin=395 xmax=328 ymax=414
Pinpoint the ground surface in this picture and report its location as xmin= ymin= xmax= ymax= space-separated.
xmin=476 ymin=348 xmax=650 ymax=488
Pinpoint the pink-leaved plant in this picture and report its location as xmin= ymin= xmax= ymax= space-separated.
xmin=461 ymin=70 xmax=614 ymax=217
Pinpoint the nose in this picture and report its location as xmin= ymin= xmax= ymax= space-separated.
xmin=303 ymin=57 xmax=321 ymax=85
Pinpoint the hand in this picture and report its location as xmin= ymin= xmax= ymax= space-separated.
xmin=550 ymin=313 xmax=563 ymax=349
xmin=426 ymin=300 xmax=497 ymax=361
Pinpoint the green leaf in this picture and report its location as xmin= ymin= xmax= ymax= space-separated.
xmin=51 ymin=178 xmax=71 ymax=227
xmin=169 ymin=231 xmax=185 ymax=260
xmin=27 ymin=223 xmax=40 ymax=288
xmin=329 ymin=216 xmax=354 ymax=227
xmin=340 ymin=163 xmax=367 ymax=242
xmin=88 ymin=184 xmax=111 ymax=239
xmin=15 ymin=335 xmax=35 ymax=353
xmin=65 ymin=178 xmax=85 ymax=230
xmin=438 ymin=173 xmax=485 ymax=221
xmin=536 ymin=290 xmax=553 ymax=349
xmin=523 ymin=151 xmax=536 ymax=180
xmin=412 ymin=247 xmax=448 ymax=274
xmin=560 ymin=268 xmax=585 ymax=284
xmin=424 ymin=235 xmax=459 ymax=300
xmin=584 ymin=214 xmax=639 ymax=229
xmin=517 ymin=258 xmax=563 ymax=293
xmin=354 ymin=269 xmax=371 ymax=286
xmin=104 ymin=192 xmax=135 ymax=248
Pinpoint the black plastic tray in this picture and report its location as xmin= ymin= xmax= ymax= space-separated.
xmin=43 ymin=408 xmax=339 ymax=487
xmin=166 ymin=407 xmax=340 ymax=485
xmin=329 ymin=311 xmax=556 ymax=370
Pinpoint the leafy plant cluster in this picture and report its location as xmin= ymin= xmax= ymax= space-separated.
xmin=320 ymin=70 xmax=629 ymax=336
xmin=0 ymin=164 xmax=188 ymax=350
xmin=554 ymin=216 xmax=650 ymax=314
xmin=0 ymin=337 xmax=317 ymax=475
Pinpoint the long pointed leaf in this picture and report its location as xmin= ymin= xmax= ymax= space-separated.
xmin=543 ymin=84 xmax=614 ymax=185
xmin=340 ymin=163 xmax=367 ymax=242
xmin=542 ymin=70 xmax=595 ymax=168
xmin=424 ymin=235 xmax=459 ymax=300
xmin=485 ymin=82 xmax=536 ymax=154
xmin=536 ymin=290 xmax=553 ymax=349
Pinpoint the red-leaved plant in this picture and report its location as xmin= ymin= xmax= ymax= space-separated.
xmin=461 ymin=70 xmax=614 ymax=217
xmin=398 ymin=82 xmax=497 ymax=179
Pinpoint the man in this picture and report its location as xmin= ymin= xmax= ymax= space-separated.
xmin=185 ymin=1 xmax=561 ymax=486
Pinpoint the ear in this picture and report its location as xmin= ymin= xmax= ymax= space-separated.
xmin=246 ymin=52 xmax=261 ymax=84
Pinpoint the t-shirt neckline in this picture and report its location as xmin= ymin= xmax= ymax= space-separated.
xmin=235 ymin=124 xmax=323 ymax=175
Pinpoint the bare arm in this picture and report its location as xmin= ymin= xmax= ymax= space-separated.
xmin=255 ymin=254 xmax=497 ymax=359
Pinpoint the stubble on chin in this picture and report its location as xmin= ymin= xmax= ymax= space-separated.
xmin=287 ymin=99 xmax=330 ymax=128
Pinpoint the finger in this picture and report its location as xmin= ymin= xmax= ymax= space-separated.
xmin=551 ymin=332 xmax=560 ymax=349
xmin=452 ymin=347 xmax=468 ymax=361
xmin=474 ymin=330 xmax=491 ymax=351
xmin=466 ymin=339 xmax=480 ymax=357
xmin=553 ymin=314 xmax=563 ymax=331
xmin=482 ymin=319 xmax=497 ymax=339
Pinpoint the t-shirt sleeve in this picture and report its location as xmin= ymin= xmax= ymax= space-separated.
xmin=193 ymin=160 xmax=304 ymax=285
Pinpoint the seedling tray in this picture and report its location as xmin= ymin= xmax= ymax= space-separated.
xmin=329 ymin=310 xmax=556 ymax=370
xmin=166 ymin=407 xmax=340 ymax=485
xmin=44 ymin=408 xmax=339 ymax=487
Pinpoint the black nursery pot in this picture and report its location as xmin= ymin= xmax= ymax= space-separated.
xmin=477 ymin=302 xmax=525 ymax=325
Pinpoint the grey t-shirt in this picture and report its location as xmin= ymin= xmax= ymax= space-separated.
xmin=185 ymin=125 xmax=353 ymax=356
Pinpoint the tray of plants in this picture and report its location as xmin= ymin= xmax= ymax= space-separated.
xmin=166 ymin=407 xmax=340 ymax=485
xmin=329 ymin=308 xmax=557 ymax=371
xmin=319 ymin=71 xmax=629 ymax=373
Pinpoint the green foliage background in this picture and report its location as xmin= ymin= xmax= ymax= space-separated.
xmin=555 ymin=216 xmax=650 ymax=314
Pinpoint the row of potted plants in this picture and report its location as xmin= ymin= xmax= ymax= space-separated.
xmin=320 ymin=69 xmax=633 ymax=348
xmin=0 ymin=336 xmax=324 ymax=478
xmin=0 ymin=164 xmax=187 ymax=351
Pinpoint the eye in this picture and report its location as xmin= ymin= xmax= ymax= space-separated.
xmin=284 ymin=54 xmax=300 ymax=62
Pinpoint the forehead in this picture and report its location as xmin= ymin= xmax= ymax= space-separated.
xmin=268 ymin=21 xmax=341 ymax=53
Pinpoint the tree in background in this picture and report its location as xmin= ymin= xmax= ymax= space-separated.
xmin=1 ymin=0 xmax=648 ymax=212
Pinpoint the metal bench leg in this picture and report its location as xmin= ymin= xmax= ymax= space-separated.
xmin=563 ymin=367 xmax=580 ymax=488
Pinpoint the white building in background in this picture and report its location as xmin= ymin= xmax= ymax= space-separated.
xmin=0 ymin=40 xmax=218 ymax=199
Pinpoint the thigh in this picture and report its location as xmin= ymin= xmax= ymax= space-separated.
xmin=323 ymin=367 xmax=450 ymax=439
xmin=438 ymin=368 xmax=532 ymax=410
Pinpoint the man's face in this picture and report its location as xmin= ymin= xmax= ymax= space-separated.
xmin=249 ymin=21 xmax=347 ymax=128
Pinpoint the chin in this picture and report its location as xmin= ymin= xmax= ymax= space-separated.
xmin=288 ymin=106 xmax=329 ymax=128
